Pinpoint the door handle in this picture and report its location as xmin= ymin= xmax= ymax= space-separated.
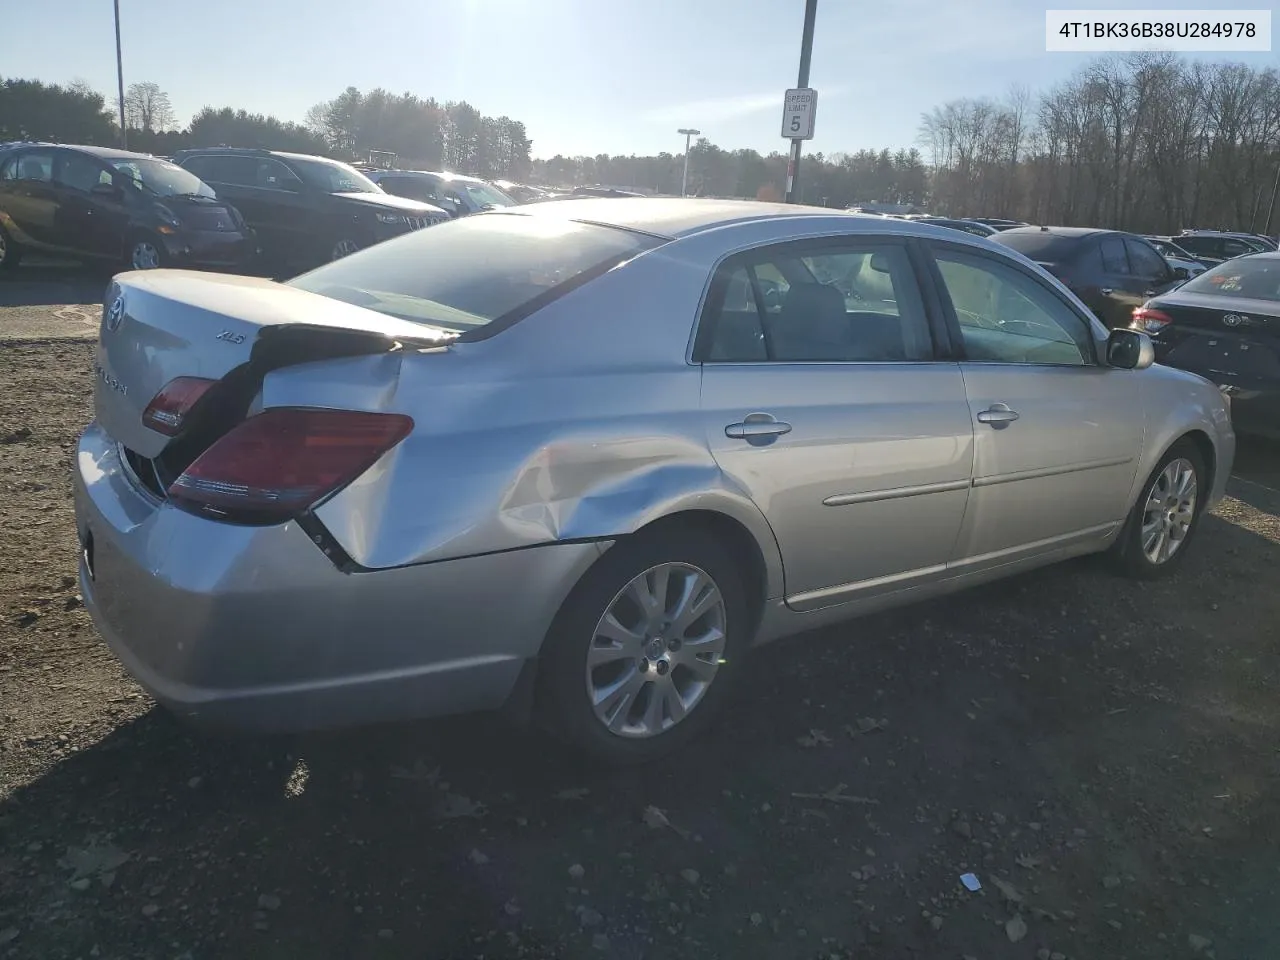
xmin=725 ymin=413 xmax=792 ymax=441
xmin=1099 ymin=287 xmax=1114 ymax=295
xmin=976 ymin=403 xmax=1020 ymax=427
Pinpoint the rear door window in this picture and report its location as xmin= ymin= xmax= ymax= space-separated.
xmin=698 ymin=241 xmax=933 ymax=362
xmin=11 ymin=150 xmax=53 ymax=183
xmin=1100 ymin=237 xmax=1129 ymax=274
xmin=1124 ymin=238 xmax=1169 ymax=280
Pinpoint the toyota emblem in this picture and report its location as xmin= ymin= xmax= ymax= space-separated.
xmin=1222 ymin=313 xmax=1247 ymax=327
xmin=105 ymin=295 xmax=125 ymax=332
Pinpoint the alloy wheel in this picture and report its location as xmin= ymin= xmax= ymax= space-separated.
xmin=130 ymin=241 xmax=161 ymax=270
xmin=1140 ymin=457 xmax=1197 ymax=564
xmin=586 ymin=562 xmax=727 ymax=739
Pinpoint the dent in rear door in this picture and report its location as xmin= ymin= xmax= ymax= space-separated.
xmin=696 ymin=239 xmax=975 ymax=612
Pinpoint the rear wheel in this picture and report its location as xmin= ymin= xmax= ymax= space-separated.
xmin=0 ymin=223 xmax=23 ymax=270
xmin=537 ymin=527 xmax=750 ymax=764
xmin=1110 ymin=439 xmax=1206 ymax=579
xmin=126 ymin=234 xmax=166 ymax=270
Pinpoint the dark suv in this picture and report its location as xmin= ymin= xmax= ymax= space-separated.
xmin=1172 ymin=231 xmax=1272 ymax=265
xmin=0 ymin=143 xmax=253 ymax=272
xmin=992 ymin=227 xmax=1184 ymax=328
xmin=172 ymin=149 xmax=450 ymax=273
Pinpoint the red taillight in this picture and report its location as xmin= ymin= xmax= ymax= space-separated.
xmin=142 ymin=377 xmax=216 ymax=435
xmin=167 ymin=408 xmax=413 ymax=524
xmin=1132 ymin=306 xmax=1173 ymax=334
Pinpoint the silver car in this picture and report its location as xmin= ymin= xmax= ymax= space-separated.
xmin=74 ymin=199 xmax=1235 ymax=763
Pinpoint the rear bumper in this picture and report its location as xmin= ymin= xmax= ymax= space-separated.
xmin=72 ymin=422 xmax=605 ymax=733
xmin=1224 ymin=387 xmax=1280 ymax=439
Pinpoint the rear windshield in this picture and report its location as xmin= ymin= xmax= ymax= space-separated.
xmin=991 ymin=231 xmax=1084 ymax=263
xmin=1179 ymin=257 xmax=1280 ymax=302
xmin=287 ymin=212 xmax=664 ymax=334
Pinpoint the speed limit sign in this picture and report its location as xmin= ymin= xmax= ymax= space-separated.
xmin=781 ymin=88 xmax=817 ymax=140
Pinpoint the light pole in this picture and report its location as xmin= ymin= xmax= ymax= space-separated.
xmin=113 ymin=0 xmax=127 ymax=148
xmin=784 ymin=0 xmax=819 ymax=204
xmin=678 ymin=128 xmax=700 ymax=197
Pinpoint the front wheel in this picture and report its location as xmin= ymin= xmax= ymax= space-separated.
xmin=537 ymin=527 xmax=750 ymax=764
xmin=1110 ymin=439 xmax=1207 ymax=579
xmin=126 ymin=234 xmax=166 ymax=270
xmin=0 ymin=223 xmax=23 ymax=270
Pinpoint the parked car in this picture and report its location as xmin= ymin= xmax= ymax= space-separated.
xmin=73 ymin=200 xmax=1233 ymax=763
xmin=1144 ymin=237 xmax=1208 ymax=277
xmin=172 ymin=149 xmax=450 ymax=272
xmin=489 ymin=179 xmax=557 ymax=204
xmin=362 ymin=168 xmax=516 ymax=217
xmin=0 ymin=144 xmax=254 ymax=272
xmin=1132 ymin=251 xmax=1280 ymax=439
xmin=991 ymin=226 xmax=1185 ymax=328
xmin=1173 ymin=231 xmax=1271 ymax=264
xmin=968 ymin=218 xmax=1029 ymax=231
xmin=911 ymin=217 xmax=999 ymax=238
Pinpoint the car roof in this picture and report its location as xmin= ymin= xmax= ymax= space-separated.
xmin=996 ymin=225 xmax=1117 ymax=240
xmin=512 ymin=197 xmax=884 ymax=239
xmin=4 ymin=143 xmax=159 ymax=161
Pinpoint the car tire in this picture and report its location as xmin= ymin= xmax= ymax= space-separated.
xmin=537 ymin=526 xmax=751 ymax=765
xmin=0 ymin=223 xmax=23 ymax=270
xmin=125 ymin=233 xmax=167 ymax=271
xmin=1110 ymin=438 xmax=1207 ymax=580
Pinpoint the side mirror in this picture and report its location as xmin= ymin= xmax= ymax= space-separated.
xmin=1172 ymin=266 xmax=1190 ymax=281
xmin=91 ymin=182 xmax=123 ymax=200
xmin=1107 ymin=328 xmax=1155 ymax=370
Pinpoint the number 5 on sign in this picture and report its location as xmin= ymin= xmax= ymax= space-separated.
xmin=781 ymin=88 xmax=818 ymax=140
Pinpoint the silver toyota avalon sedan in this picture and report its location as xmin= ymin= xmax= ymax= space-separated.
xmin=73 ymin=199 xmax=1235 ymax=763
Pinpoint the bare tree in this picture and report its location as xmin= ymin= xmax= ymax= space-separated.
xmin=120 ymin=81 xmax=175 ymax=133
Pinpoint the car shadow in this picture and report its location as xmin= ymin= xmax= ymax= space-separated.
xmin=2 ymin=511 xmax=1278 ymax=959
xmin=0 ymin=260 xmax=112 ymax=308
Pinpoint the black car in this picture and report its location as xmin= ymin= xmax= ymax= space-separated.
xmin=361 ymin=169 xmax=514 ymax=218
xmin=0 ymin=144 xmax=253 ymax=272
xmin=1173 ymin=232 xmax=1272 ymax=265
xmin=992 ymin=226 xmax=1185 ymax=329
xmin=913 ymin=217 xmax=998 ymax=238
xmin=172 ymin=149 xmax=450 ymax=272
xmin=1133 ymin=252 xmax=1280 ymax=439
xmin=968 ymin=217 xmax=1029 ymax=231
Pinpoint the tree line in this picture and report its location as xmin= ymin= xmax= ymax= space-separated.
xmin=2 ymin=54 xmax=1277 ymax=235
xmin=920 ymin=53 xmax=1280 ymax=234
xmin=0 ymin=78 xmax=531 ymax=179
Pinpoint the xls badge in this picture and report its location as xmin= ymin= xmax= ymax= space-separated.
xmin=104 ymin=294 xmax=125 ymax=332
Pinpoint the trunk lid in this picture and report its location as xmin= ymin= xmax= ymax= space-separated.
xmin=1150 ymin=292 xmax=1280 ymax=390
xmin=95 ymin=269 xmax=453 ymax=459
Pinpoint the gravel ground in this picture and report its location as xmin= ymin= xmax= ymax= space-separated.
xmin=1 ymin=341 xmax=1278 ymax=960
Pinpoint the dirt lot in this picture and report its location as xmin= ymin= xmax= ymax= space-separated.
xmin=1 ymin=339 xmax=1278 ymax=960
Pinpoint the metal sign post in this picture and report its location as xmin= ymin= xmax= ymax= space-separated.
xmin=783 ymin=0 xmax=819 ymax=204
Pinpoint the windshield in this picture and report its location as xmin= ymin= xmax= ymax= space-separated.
xmin=288 ymin=212 xmax=664 ymax=333
xmin=110 ymin=158 xmax=214 ymax=198
xmin=991 ymin=231 xmax=1085 ymax=263
xmin=455 ymin=179 xmax=516 ymax=208
xmin=286 ymin=156 xmax=382 ymax=194
xmin=1179 ymin=257 xmax=1280 ymax=302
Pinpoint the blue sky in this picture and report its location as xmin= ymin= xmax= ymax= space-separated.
xmin=3 ymin=0 xmax=1275 ymax=158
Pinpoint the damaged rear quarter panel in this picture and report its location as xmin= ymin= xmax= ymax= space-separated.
xmin=275 ymin=241 xmax=785 ymax=594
